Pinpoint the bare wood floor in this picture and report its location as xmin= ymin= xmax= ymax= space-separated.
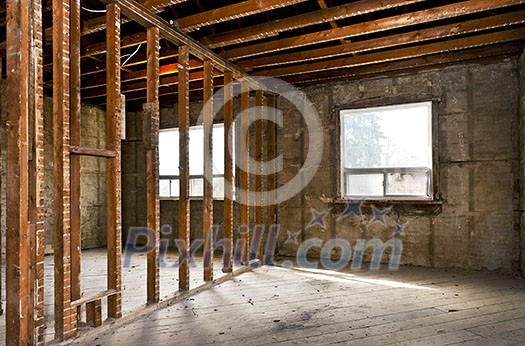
xmin=69 ymin=259 xmax=525 ymax=346
xmin=2 ymin=250 xmax=525 ymax=345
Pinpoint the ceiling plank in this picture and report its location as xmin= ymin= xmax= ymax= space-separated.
xmin=253 ymin=28 xmax=525 ymax=77
xmin=201 ymin=0 xmax=425 ymax=48
xmin=221 ymin=0 xmax=525 ymax=60
xmin=176 ymin=0 xmax=308 ymax=32
xmin=238 ymin=10 xmax=525 ymax=69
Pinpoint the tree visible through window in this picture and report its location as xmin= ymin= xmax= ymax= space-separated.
xmin=340 ymin=101 xmax=433 ymax=200
xmin=159 ymin=124 xmax=233 ymax=198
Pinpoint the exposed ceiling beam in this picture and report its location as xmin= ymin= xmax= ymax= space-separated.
xmin=200 ymin=0 xmax=425 ymax=48
xmin=176 ymin=0 xmax=308 ymax=32
xmin=283 ymin=42 xmax=524 ymax=85
xmin=221 ymin=0 xmax=525 ymax=60
xmin=81 ymin=0 xmax=189 ymax=35
xmin=238 ymin=11 xmax=525 ymax=70
xmin=253 ymin=28 xmax=525 ymax=77
xmin=114 ymin=0 xmax=265 ymax=89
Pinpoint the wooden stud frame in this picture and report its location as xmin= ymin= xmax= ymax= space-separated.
xmin=178 ymin=45 xmax=191 ymax=291
xmin=254 ymin=90 xmax=264 ymax=260
xmin=146 ymin=26 xmax=161 ymax=304
xmin=203 ymin=60 xmax=214 ymax=281
xmin=240 ymin=82 xmax=251 ymax=264
xmin=6 ymin=0 xmax=45 ymax=344
xmin=223 ymin=71 xmax=234 ymax=273
xmin=267 ymin=96 xmax=278 ymax=226
xmin=106 ymin=2 xmax=123 ymax=320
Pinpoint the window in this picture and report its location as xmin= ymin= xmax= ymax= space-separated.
xmin=340 ymin=101 xmax=433 ymax=200
xmin=159 ymin=124 xmax=233 ymax=198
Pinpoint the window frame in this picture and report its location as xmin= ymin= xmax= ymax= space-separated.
xmin=159 ymin=123 xmax=234 ymax=200
xmin=336 ymin=97 xmax=440 ymax=203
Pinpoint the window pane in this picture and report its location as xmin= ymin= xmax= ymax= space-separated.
xmin=159 ymin=130 xmax=179 ymax=175
xmin=342 ymin=102 xmax=432 ymax=169
xmin=213 ymin=177 xmax=224 ymax=198
xmin=170 ymin=179 xmax=179 ymax=198
xmin=189 ymin=127 xmax=204 ymax=175
xmin=159 ymin=179 xmax=170 ymax=197
xmin=213 ymin=126 xmax=225 ymax=175
xmin=346 ymin=174 xmax=384 ymax=197
xmin=386 ymin=172 xmax=429 ymax=196
xmin=190 ymin=178 xmax=204 ymax=197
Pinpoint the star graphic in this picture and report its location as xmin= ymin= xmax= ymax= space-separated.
xmin=393 ymin=221 xmax=408 ymax=236
xmin=337 ymin=197 xmax=365 ymax=221
xmin=368 ymin=206 xmax=393 ymax=227
xmin=284 ymin=230 xmax=302 ymax=246
xmin=307 ymin=207 xmax=332 ymax=229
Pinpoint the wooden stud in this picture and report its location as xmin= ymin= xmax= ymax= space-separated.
xmin=28 ymin=0 xmax=45 ymax=342
xmin=106 ymin=2 xmax=123 ymax=320
xmin=221 ymin=0 xmax=525 ymax=59
xmin=53 ymin=0 xmax=74 ymax=340
xmin=178 ymin=45 xmax=191 ymax=291
xmin=70 ymin=0 xmax=82 ymax=330
xmin=202 ymin=0 xmax=423 ymax=48
xmin=238 ymin=10 xmax=525 ymax=70
xmin=86 ymin=300 xmax=102 ymax=328
xmin=203 ymin=60 xmax=214 ymax=281
xmin=254 ymin=91 xmax=264 ymax=259
xmin=223 ymin=71 xmax=234 ymax=273
xmin=146 ymin=25 xmax=161 ymax=304
xmin=6 ymin=0 xmax=35 ymax=343
xmin=240 ymin=82 xmax=250 ymax=265
xmin=255 ymin=28 xmax=525 ymax=77
xmin=266 ymin=96 xmax=278 ymax=226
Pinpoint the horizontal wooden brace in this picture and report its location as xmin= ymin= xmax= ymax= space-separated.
xmin=70 ymin=146 xmax=117 ymax=158
xmin=70 ymin=289 xmax=117 ymax=307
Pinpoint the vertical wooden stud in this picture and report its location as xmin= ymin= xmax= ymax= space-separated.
xmin=254 ymin=90 xmax=264 ymax=259
xmin=178 ymin=45 xmax=191 ymax=291
xmin=70 ymin=0 xmax=82 ymax=328
xmin=223 ymin=71 xmax=234 ymax=273
xmin=28 ymin=0 xmax=45 ymax=342
xmin=267 ymin=96 xmax=278 ymax=225
xmin=203 ymin=60 xmax=214 ymax=281
xmin=6 ymin=0 xmax=33 ymax=343
xmin=106 ymin=2 xmax=123 ymax=319
xmin=146 ymin=26 xmax=160 ymax=304
xmin=53 ymin=0 xmax=73 ymax=340
xmin=240 ymin=82 xmax=250 ymax=264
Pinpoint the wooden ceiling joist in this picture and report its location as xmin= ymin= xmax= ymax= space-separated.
xmin=254 ymin=28 xmax=525 ymax=78
xmin=114 ymin=0 xmax=265 ymax=90
xmin=200 ymin=0 xmax=425 ymax=49
xmin=283 ymin=42 xmax=524 ymax=85
xmin=239 ymin=10 xmax=525 ymax=70
xmin=221 ymin=0 xmax=525 ymax=60
xmin=176 ymin=0 xmax=308 ymax=32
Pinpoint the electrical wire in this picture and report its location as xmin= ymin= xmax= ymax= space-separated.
xmin=122 ymin=44 xmax=142 ymax=66
xmin=81 ymin=6 xmax=106 ymax=13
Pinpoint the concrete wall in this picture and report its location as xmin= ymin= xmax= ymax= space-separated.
xmin=0 ymin=81 xmax=108 ymax=254
xmin=278 ymin=59 xmax=522 ymax=273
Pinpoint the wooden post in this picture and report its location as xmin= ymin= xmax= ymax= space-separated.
xmin=106 ymin=2 xmax=123 ymax=319
xmin=240 ymin=82 xmax=250 ymax=265
xmin=267 ymin=96 xmax=278 ymax=225
xmin=28 ymin=0 xmax=45 ymax=342
xmin=178 ymin=45 xmax=191 ymax=291
xmin=254 ymin=90 xmax=264 ymax=259
xmin=203 ymin=60 xmax=214 ymax=281
xmin=70 ymin=0 xmax=82 ymax=329
xmin=6 ymin=0 xmax=39 ymax=343
xmin=223 ymin=71 xmax=234 ymax=273
xmin=146 ymin=26 xmax=160 ymax=304
xmin=53 ymin=0 xmax=74 ymax=340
